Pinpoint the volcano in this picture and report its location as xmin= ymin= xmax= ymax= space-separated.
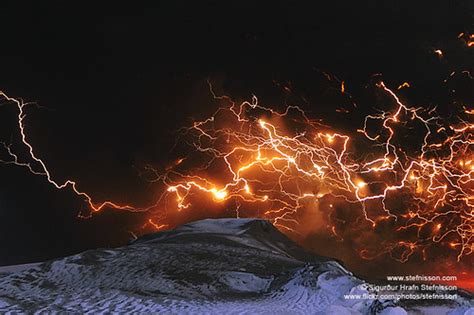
xmin=0 ymin=218 xmax=472 ymax=314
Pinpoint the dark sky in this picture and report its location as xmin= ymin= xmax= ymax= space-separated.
xmin=0 ymin=1 xmax=472 ymax=265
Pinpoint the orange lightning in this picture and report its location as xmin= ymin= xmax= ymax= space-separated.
xmin=0 ymin=77 xmax=472 ymax=264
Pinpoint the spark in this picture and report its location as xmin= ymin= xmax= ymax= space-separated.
xmin=146 ymin=219 xmax=167 ymax=231
xmin=356 ymin=180 xmax=367 ymax=188
xmin=397 ymin=82 xmax=411 ymax=90
xmin=459 ymin=32 xmax=474 ymax=47
xmin=213 ymin=189 xmax=228 ymax=200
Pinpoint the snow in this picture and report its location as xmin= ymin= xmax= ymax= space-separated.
xmin=217 ymin=271 xmax=272 ymax=293
xmin=0 ymin=262 xmax=40 ymax=274
xmin=380 ymin=307 xmax=407 ymax=315
xmin=180 ymin=218 xmax=259 ymax=234
xmin=0 ymin=218 xmax=472 ymax=314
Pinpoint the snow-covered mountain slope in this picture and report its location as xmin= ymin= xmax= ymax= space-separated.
xmin=0 ymin=218 xmax=472 ymax=314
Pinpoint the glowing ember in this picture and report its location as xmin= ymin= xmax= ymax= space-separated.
xmin=212 ymin=189 xmax=228 ymax=201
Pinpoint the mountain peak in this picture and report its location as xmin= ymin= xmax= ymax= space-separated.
xmin=0 ymin=218 xmax=472 ymax=313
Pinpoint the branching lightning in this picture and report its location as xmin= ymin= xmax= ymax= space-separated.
xmin=0 ymin=91 xmax=159 ymax=216
xmin=0 ymin=64 xmax=472 ymax=265
xmin=152 ymin=81 xmax=472 ymax=262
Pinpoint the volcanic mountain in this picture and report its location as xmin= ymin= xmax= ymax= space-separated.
xmin=0 ymin=218 xmax=472 ymax=314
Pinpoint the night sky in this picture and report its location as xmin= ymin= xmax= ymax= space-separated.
xmin=0 ymin=1 xmax=472 ymax=269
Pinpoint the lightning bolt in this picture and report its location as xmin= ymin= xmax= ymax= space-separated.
xmin=0 ymin=77 xmax=472 ymax=263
